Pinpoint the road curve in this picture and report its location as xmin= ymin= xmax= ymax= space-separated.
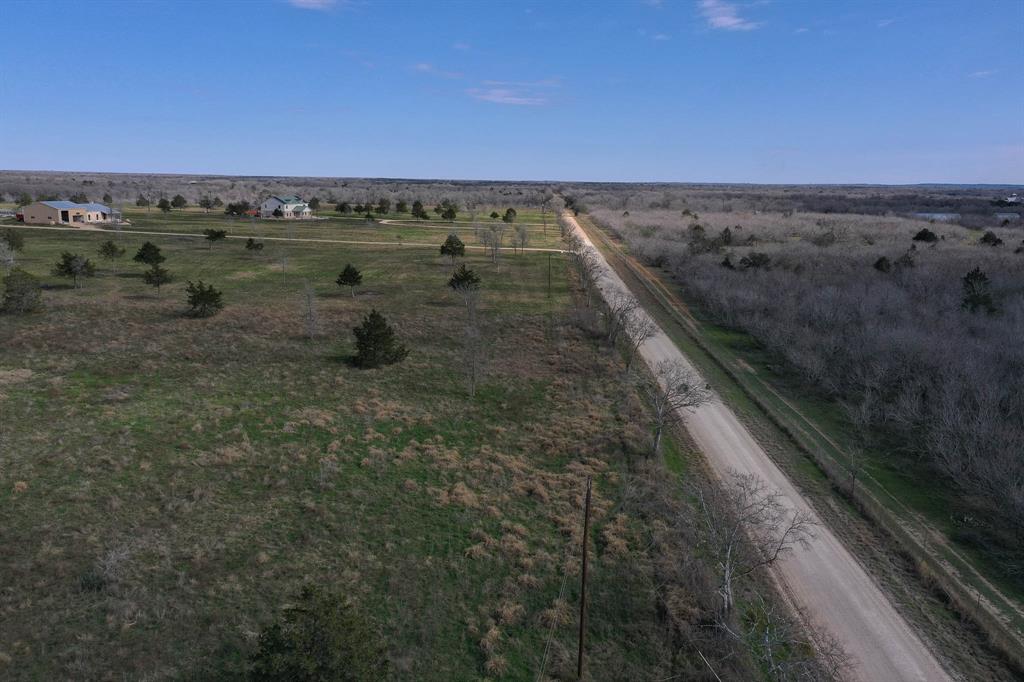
xmin=565 ymin=213 xmax=950 ymax=682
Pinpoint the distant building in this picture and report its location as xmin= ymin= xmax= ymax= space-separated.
xmin=1005 ymin=193 xmax=1020 ymax=204
xmin=20 ymin=200 xmax=111 ymax=226
xmin=259 ymin=195 xmax=313 ymax=219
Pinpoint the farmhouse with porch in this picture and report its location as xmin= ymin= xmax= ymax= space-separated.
xmin=258 ymin=195 xmax=313 ymax=219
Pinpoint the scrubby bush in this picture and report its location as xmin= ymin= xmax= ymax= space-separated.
xmin=979 ymin=231 xmax=1003 ymax=247
xmin=912 ymin=228 xmax=938 ymax=243
xmin=250 ymin=586 xmax=388 ymax=681
xmin=185 ymin=280 xmax=223 ymax=317
xmin=2 ymin=268 xmax=42 ymax=313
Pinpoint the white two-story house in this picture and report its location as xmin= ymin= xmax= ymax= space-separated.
xmin=259 ymin=195 xmax=313 ymax=219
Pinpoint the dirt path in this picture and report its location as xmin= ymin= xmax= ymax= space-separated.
xmin=6 ymin=223 xmax=568 ymax=254
xmin=565 ymin=213 xmax=951 ymax=682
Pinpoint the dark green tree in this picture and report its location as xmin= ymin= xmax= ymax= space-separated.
xmin=448 ymin=264 xmax=481 ymax=292
xmin=336 ymin=264 xmax=363 ymax=297
xmin=440 ymin=233 xmax=465 ymax=264
xmin=249 ymin=586 xmax=389 ymax=682
xmin=309 ymin=196 xmax=321 ymax=211
xmin=395 ymin=200 xmax=408 ymax=213
xmin=980 ymin=231 xmax=1003 ymax=247
xmin=198 ymin=196 xmax=214 ymax=212
xmin=441 ymin=206 xmax=457 ymax=222
xmin=2 ymin=229 xmax=25 ymax=252
xmin=143 ymin=264 xmax=172 ymax=294
xmin=157 ymin=198 xmax=172 ymax=212
xmin=912 ymin=228 xmax=938 ymax=243
xmin=351 ymin=309 xmax=408 ymax=368
xmin=1 ymin=268 xmax=42 ymax=314
xmin=98 ymin=240 xmax=126 ymax=273
xmin=102 ymin=193 xmax=113 ymax=204
xmin=134 ymin=242 xmax=165 ymax=266
xmin=212 ymin=196 xmax=224 ymax=208
xmin=873 ymin=256 xmax=892 ymax=273
xmin=502 ymin=207 xmax=517 ymax=223
xmin=185 ymin=280 xmax=224 ymax=317
xmin=135 ymin=194 xmax=150 ymax=208
xmin=245 ymin=237 xmax=264 ymax=253
xmin=489 ymin=211 xmax=500 ymax=220
xmin=171 ymin=194 xmax=187 ymax=209
xmin=225 ymin=200 xmax=251 ymax=216
xmin=375 ymin=198 xmax=390 ymax=215
xmin=411 ymin=200 xmax=428 ymax=220
xmin=961 ymin=267 xmax=996 ymax=314
xmin=336 ymin=201 xmax=352 ymax=214
xmin=15 ymin=192 xmax=33 ymax=206
xmin=203 ymin=228 xmax=227 ymax=249
xmin=69 ymin=192 xmax=89 ymax=203
xmin=52 ymin=252 xmax=96 ymax=288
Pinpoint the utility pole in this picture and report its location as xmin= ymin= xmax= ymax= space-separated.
xmin=577 ymin=476 xmax=592 ymax=680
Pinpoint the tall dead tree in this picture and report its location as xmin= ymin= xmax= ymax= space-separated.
xmin=693 ymin=471 xmax=816 ymax=617
xmin=636 ymin=360 xmax=712 ymax=457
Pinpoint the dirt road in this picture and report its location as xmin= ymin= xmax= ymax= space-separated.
xmin=565 ymin=213 xmax=950 ymax=682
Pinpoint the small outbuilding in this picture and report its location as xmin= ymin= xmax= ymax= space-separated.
xmin=21 ymin=201 xmax=111 ymax=226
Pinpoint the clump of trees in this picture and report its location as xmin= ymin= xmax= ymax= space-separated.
xmin=250 ymin=586 xmax=388 ymax=681
xmin=351 ymin=309 xmax=408 ymax=368
xmin=224 ymin=200 xmax=252 ymax=216
xmin=591 ymin=206 xmax=1024 ymax=574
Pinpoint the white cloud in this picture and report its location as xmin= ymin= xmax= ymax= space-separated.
xmin=794 ymin=27 xmax=809 ymax=34
xmin=413 ymin=63 xmax=463 ymax=79
xmin=288 ymin=0 xmax=335 ymax=9
xmin=653 ymin=33 xmax=670 ymax=41
xmin=453 ymin=42 xmax=471 ymax=51
xmin=467 ymin=88 xmax=547 ymax=106
xmin=969 ymin=69 xmax=996 ymax=78
xmin=877 ymin=18 xmax=895 ymax=28
xmin=699 ymin=0 xmax=759 ymax=31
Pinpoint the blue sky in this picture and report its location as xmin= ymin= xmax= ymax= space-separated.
xmin=1 ymin=0 xmax=1021 ymax=183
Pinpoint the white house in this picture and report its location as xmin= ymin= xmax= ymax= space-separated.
xmin=259 ymin=195 xmax=313 ymax=219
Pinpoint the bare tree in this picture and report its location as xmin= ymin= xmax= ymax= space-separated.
xmin=601 ymin=291 xmax=639 ymax=346
xmin=462 ymin=323 xmax=486 ymax=397
xmin=694 ymin=471 xmax=816 ymax=616
xmin=636 ymin=360 xmax=712 ymax=456
xmin=514 ymin=224 xmax=529 ymax=253
xmin=301 ymin=280 xmax=319 ymax=339
xmin=480 ymin=224 xmax=506 ymax=262
xmin=0 ymin=241 xmax=14 ymax=274
xmin=624 ymin=310 xmax=659 ymax=369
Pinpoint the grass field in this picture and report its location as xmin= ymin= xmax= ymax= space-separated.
xmin=86 ymin=206 xmax=567 ymax=251
xmin=0 ymin=218 xmax=675 ymax=680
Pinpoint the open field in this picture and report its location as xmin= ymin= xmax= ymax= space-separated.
xmin=0 ymin=216 xmax=814 ymax=681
